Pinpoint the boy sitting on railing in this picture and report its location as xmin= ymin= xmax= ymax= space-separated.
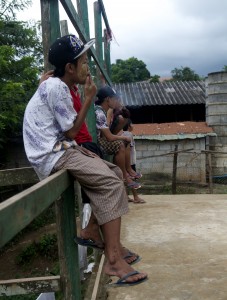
xmin=23 ymin=34 xmax=147 ymax=286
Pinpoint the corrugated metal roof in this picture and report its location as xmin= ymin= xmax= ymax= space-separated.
xmin=112 ymin=81 xmax=205 ymax=107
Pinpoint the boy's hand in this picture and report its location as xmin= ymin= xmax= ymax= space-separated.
xmin=124 ymin=136 xmax=131 ymax=143
xmin=84 ymin=75 xmax=97 ymax=101
xmin=39 ymin=70 xmax=54 ymax=85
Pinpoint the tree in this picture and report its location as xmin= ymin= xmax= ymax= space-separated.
xmin=171 ymin=66 xmax=200 ymax=81
xmin=0 ymin=0 xmax=43 ymax=152
xmin=149 ymin=74 xmax=160 ymax=83
xmin=111 ymin=57 xmax=150 ymax=83
xmin=222 ymin=65 xmax=227 ymax=72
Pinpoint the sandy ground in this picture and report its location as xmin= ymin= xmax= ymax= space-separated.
xmin=106 ymin=194 xmax=227 ymax=300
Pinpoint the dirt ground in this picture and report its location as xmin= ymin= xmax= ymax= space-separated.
xmin=0 ymin=224 xmax=58 ymax=280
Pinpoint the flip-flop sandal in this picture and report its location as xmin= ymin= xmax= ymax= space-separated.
xmin=126 ymin=181 xmax=141 ymax=190
xmin=133 ymin=199 xmax=146 ymax=204
xmin=107 ymin=271 xmax=148 ymax=287
xmin=128 ymin=197 xmax=134 ymax=202
xmin=74 ymin=237 xmax=104 ymax=250
xmin=123 ymin=251 xmax=141 ymax=265
xmin=128 ymin=172 xmax=143 ymax=180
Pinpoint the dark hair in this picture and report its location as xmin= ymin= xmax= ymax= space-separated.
xmin=54 ymin=66 xmax=65 ymax=77
xmin=53 ymin=58 xmax=79 ymax=78
xmin=95 ymin=98 xmax=104 ymax=105
xmin=123 ymin=118 xmax=132 ymax=131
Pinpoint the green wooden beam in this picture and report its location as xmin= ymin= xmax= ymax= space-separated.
xmin=76 ymin=0 xmax=97 ymax=142
xmin=0 ymin=167 xmax=38 ymax=187
xmin=77 ymin=0 xmax=90 ymax=38
xmin=40 ymin=0 xmax=61 ymax=72
xmin=94 ymin=1 xmax=103 ymax=87
xmin=55 ymin=186 xmax=81 ymax=300
xmin=98 ymin=0 xmax=112 ymax=38
xmin=0 ymin=170 xmax=72 ymax=248
xmin=104 ymin=29 xmax=111 ymax=77
xmin=60 ymin=0 xmax=111 ymax=85
xmin=0 ymin=276 xmax=60 ymax=296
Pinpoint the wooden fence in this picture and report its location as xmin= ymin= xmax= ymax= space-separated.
xmin=0 ymin=167 xmax=81 ymax=299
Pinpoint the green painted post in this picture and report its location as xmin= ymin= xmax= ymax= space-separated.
xmin=55 ymin=181 xmax=81 ymax=300
xmin=104 ymin=29 xmax=111 ymax=77
xmin=94 ymin=1 xmax=103 ymax=87
xmin=77 ymin=0 xmax=97 ymax=142
xmin=40 ymin=0 xmax=61 ymax=72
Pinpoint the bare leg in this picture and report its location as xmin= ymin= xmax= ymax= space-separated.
xmin=125 ymin=144 xmax=139 ymax=177
xmin=101 ymin=217 xmax=147 ymax=283
xmin=125 ymin=144 xmax=135 ymax=174
xmin=131 ymin=189 xmax=146 ymax=203
xmin=113 ymin=144 xmax=135 ymax=185
xmin=80 ymin=212 xmax=104 ymax=248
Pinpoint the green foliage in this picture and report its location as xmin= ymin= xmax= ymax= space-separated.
xmin=0 ymin=0 xmax=43 ymax=153
xmin=15 ymin=242 xmax=37 ymax=265
xmin=37 ymin=233 xmax=58 ymax=260
xmin=171 ymin=66 xmax=200 ymax=81
xmin=16 ymin=233 xmax=58 ymax=265
xmin=222 ymin=65 xmax=227 ymax=71
xmin=0 ymin=0 xmax=32 ymax=20
xmin=111 ymin=57 xmax=151 ymax=83
xmin=149 ymin=74 xmax=160 ymax=83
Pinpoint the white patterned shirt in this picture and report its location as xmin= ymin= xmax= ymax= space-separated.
xmin=23 ymin=77 xmax=77 ymax=180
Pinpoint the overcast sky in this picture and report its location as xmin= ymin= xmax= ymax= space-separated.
xmin=18 ymin=0 xmax=227 ymax=77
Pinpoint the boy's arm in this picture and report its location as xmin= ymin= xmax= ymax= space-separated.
xmin=65 ymin=75 xmax=97 ymax=139
xmin=100 ymin=127 xmax=131 ymax=143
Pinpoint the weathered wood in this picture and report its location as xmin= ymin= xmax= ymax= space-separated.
xmin=104 ymin=29 xmax=111 ymax=77
xmin=172 ymin=144 xmax=178 ymax=194
xmin=94 ymin=1 xmax=103 ymax=87
xmin=60 ymin=20 xmax=69 ymax=36
xmin=0 ymin=167 xmax=39 ymax=187
xmin=77 ymin=0 xmax=90 ymax=37
xmin=78 ymin=0 xmax=98 ymax=142
xmin=0 ymin=276 xmax=60 ymax=296
xmin=60 ymin=0 xmax=111 ymax=85
xmin=41 ymin=0 xmax=61 ymax=72
xmin=207 ymin=153 xmax=213 ymax=194
xmin=55 ymin=186 xmax=81 ymax=300
xmin=98 ymin=0 xmax=111 ymax=38
xmin=0 ymin=170 xmax=72 ymax=248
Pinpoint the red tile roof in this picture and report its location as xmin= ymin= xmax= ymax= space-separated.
xmin=133 ymin=122 xmax=214 ymax=136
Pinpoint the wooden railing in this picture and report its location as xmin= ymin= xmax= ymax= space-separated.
xmin=0 ymin=167 xmax=82 ymax=299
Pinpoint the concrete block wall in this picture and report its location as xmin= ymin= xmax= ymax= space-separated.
xmin=135 ymin=138 xmax=206 ymax=183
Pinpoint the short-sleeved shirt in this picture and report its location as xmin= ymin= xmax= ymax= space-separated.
xmin=94 ymin=105 xmax=109 ymax=138
xmin=23 ymin=77 xmax=77 ymax=180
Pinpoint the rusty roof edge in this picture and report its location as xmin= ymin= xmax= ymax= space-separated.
xmin=134 ymin=132 xmax=217 ymax=141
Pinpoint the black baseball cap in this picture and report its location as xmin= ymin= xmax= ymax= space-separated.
xmin=96 ymin=85 xmax=119 ymax=103
xmin=48 ymin=34 xmax=95 ymax=68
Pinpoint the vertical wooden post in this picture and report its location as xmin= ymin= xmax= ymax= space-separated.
xmin=60 ymin=20 xmax=69 ymax=36
xmin=172 ymin=144 xmax=178 ymax=194
xmin=40 ymin=0 xmax=61 ymax=72
xmin=77 ymin=0 xmax=97 ymax=142
xmin=94 ymin=1 xmax=103 ymax=87
xmin=207 ymin=152 xmax=213 ymax=194
xmin=104 ymin=29 xmax=111 ymax=77
xmin=55 ymin=181 xmax=81 ymax=300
